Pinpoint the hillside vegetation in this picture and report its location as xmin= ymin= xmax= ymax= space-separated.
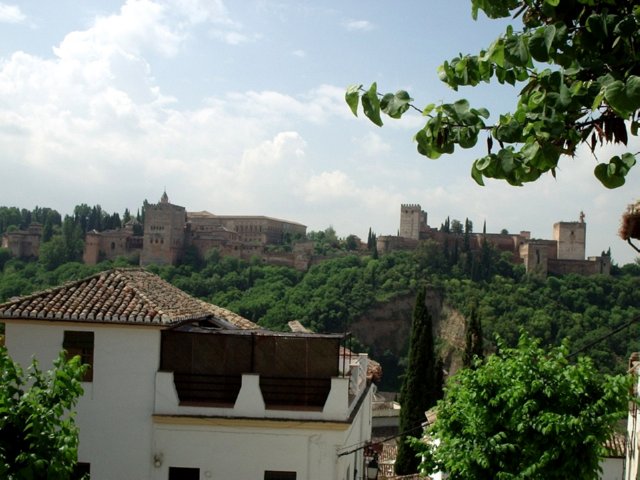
xmin=1 ymin=238 xmax=639 ymax=391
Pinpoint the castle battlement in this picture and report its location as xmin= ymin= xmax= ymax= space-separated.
xmin=82 ymin=193 xmax=308 ymax=269
xmin=391 ymin=204 xmax=607 ymax=277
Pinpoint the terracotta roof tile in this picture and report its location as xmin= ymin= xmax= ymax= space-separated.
xmin=604 ymin=431 xmax=626 ymax=458
xmin=0 ymin=268 xmax=259 ymax=329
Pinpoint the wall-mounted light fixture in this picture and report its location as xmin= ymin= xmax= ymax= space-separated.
xmin=153 ymin=453 xmax=163 ymax=468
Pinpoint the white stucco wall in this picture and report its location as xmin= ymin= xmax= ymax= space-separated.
xmin=5 ymin=321 xmax=161 ymax=480
xmin=152 ymin=385 xmax=371 ymax=480
xmin=4 ymin=320 xmax=373 ymax=480
xmin=600 ymin=457 xmax=623 ymax=480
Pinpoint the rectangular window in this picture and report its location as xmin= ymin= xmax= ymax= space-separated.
xmin=72 ymin=462 xmax=90 ymax=479
xmin=264 ymin=471 xmax=296 ymax=480
xmin=63 ymin=331 xmax=94 ymax=382
xmin=168 ymin=467 xmax=200 ymax=480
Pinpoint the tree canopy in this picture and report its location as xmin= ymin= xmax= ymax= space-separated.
xmin=0 ymin=347 xmax=87 ymax=479
xmin=347 ymin=0 xmax=640 ymax=188
xmin=424 ymin=335 xmax=631 ymax=479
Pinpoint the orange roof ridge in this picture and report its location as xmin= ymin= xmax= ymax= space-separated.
xmin=0 ymin=268 xmax=259 ymax=329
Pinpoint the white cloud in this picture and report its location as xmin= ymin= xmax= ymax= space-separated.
xmin=0 ymin=3 xmax=25 ymax=23
xmin=356 ymin=132 xmax=391 ymax=156
xmin=221 ymin=85 xmax=348 ymax=125
xmin=164 ymin=0 xmax=232 ymax=25
xmin=1 ymin=0 xmax=637 ymax=265
xmin=304 ymin=171 xmax=356 ymax=203
xmin=210 ymin=29 xmax=253 ymax=45
xmin=241 ymin=131 xmax=306 ymax=169
xmin=55 ymin=1 xmax=183 ymax=60
xmin=344 ymin=19 xmax=373 ymax=32
xmin=292 ymin=49 xmax=306 ymax=58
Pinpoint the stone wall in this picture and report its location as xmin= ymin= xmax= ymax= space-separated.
xmin=1 ymin=224 xmax=41 ymax=259
xmin=83 ymin=226 xmax=142 ymax=265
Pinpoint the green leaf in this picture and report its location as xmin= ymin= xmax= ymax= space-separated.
xmin=415 ymin=129 xmax=441 ymax=159
xmin=361 ymin=83 xmax=383 ymax=127
xmin=452 ymin=99 xmax=471 ymax=120
xmin=614 ymin=16 xmax=637 ymax=38
xmin=620 ymin=152 xmax=637 ymax=170
xmin=505 ymin=35 xmax=530 ymax=67
xmin=458 ymin=126 xmax=480 ymax=148
xmin=423 ymin=103 xmax=436 ymax=116
xmin=591 ymin=90 xmax=605 ymax=111
xmin=594 ymin=163 xmax=625 ymax=188
xmin=499 ymin=149 xmax=515 ymax=173
xmin=604 ymin=76 xmax=640 ymax=118
xmin=528 ymin=25 xmax=556 ymax=62
xmin=345 ymin=84 xmax=361 ymax=117
xmin=475 ymin=155 xmax=492 ymax=171
xmin=472 ymin=107 xmax=490 ymax=119
xmin=380 ymin=90 xmax=412 ymax=119
xmin=488 ymin=39 xmax=505 ymax=68
xmin=494 ymin=116 xmax=522 ymax=143
xmin=594 ymin=154 xmax=636 ymax=188
xmin=471 ymin=162 xmax=486 ymax=186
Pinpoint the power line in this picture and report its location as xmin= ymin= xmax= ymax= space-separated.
xmin=567 ymin=313 xmax=640 ymax=359
xmin=337 ymin=422 xmax=426 ymax=457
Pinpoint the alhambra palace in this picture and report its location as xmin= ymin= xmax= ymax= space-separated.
xmin=2 ymin=194 xmax=610 ymax=277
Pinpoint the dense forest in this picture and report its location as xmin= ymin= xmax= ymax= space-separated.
xmin=1 ymin=203 xmax=639 ymax=390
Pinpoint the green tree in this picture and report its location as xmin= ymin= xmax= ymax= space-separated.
xmin=39 ymin=217 xmax=84 ymax=270
xmin=425 ymin=335 xmax=630 ymax=479
xmin=347 ymin=0 xmax=640 ymax=188
xmin=0 ymin=248 xmax=11 ymax=271
xmin=396 ymin=286 xmax=442 ymax=475
xmin=462 ymin=303 xmax=484 ymax=368
xmin=345 ymin=234 xmax=359 ymax=251
xmin=0 ymin=347 xmax=87 ymax=479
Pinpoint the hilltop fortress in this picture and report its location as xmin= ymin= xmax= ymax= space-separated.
xmin=82 ymin=192 xmax=309 ymax=268
xmin=377 ymin=204 xmax=610 ymax=276
xmin=2 ymin=196 xmax=611 ymax=276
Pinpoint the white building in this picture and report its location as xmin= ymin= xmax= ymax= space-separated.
xmin=626 ymin=353 xmax=640 ymax=480
xmin=1 ymin=268 xmax=373 ymax=480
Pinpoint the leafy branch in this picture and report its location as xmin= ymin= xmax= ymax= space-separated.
xmin=346 ymin=0 xmax=640 ymax=188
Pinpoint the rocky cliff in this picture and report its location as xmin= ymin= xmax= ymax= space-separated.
xmin=350 ymin=288 xmax=466 ymax=391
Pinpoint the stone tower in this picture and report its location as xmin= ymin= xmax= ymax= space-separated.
xmin=399 ymin=204 xmax=427 ymax=240
xmin=520 ymin=241 xmax=550 ymax=276
xmin=140 ymin=192 xmax=186 ymax=266
xmin=553 ymin=212 xmax=586 ymax=260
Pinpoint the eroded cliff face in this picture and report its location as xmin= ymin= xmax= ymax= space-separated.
xmin=349 ymin=288 xmax=466 ymax=391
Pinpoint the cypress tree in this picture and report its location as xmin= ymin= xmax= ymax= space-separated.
xmin=395 ymin=286 xmax=441 ymax=475
xmin=463 ymin=303 xmax=484 ymax=368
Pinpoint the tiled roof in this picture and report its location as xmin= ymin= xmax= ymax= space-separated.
xmin=0 ymin=268 xmax=259 ymax=329
xmin=603 ymin=431 xmax=626 ymax=458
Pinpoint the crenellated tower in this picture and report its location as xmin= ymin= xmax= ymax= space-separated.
xmin=399 ymin=204 xmax=427 ymax=240
xmin=140 ymin=191 xmax=187 ymax=266
xmin=553 ymin=211 xmax=586 ymax=260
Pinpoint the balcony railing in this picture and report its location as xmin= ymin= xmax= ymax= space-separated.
xmin=259 ymin=376 xmax=331 ymax=409
xmin=154 ymin=354 xmax=370 ymax=421
xmin=173 ymin=373 xmax=241 ymax=406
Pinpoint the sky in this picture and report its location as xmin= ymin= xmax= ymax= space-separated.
xmin=0 ymin=0 xmax=639 ymax=264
